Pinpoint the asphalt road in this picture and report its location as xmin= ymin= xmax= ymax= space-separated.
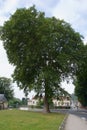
xmin=51 ymin=108 xmax=87 ymax=120
xmin=69 ymin=109 xmax=87 ymax=120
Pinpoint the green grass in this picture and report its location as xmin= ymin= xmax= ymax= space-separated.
xmin=0 ymin=110 xmax=65 ymax=130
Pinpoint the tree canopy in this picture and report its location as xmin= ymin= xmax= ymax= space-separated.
xmin=0 ymin=6 xmax=84 ymax=112
xmin=0 ymin=77 xmax=14 ymax=100
xmin=75 ymin=45 xmax=87 ymax=107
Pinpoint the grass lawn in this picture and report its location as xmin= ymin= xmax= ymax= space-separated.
xmin=0 ymin=109 xmax=65 ymax=130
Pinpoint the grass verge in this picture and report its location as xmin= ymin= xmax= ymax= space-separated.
xmin=0 ymin=110 xmax=65 ymax=130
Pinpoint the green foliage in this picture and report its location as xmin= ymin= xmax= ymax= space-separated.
xmin=21 ymin=97 xmax=27 ymax=105
xmin=0 ymin=77 xmax=14 ymax=100
xmin=37 ymin=99 xmax=44 ymax=107
xmin=9 ymin=97 xmax=28 ymax=108
xmin=75 ymin=45 xmax=87 ymax=106
xmin=0 ymin=6 xmax=84 ymax=112
xmin=9 ymin=98 xmax=22 ymax=108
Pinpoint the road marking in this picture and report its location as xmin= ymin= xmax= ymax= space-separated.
xmin=81 ymin=112 xmax=87 ymax=114
xmin=81 ymin=117 xmax=86 ymax=121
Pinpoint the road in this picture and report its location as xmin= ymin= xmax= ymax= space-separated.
xmin=23 ymin=107 xmax=87 ymax=120
xmin=51 ymin=108 xmax=87 ymax=120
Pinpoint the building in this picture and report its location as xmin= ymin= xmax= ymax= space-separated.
xmin=53 ymin=96 xmax=71 ymax=108
xmin=0 ymin=94 xmax=8 ymax=110
xmin=28 ymin=96 xmax=40 ymax=106
xmin=28 ymin=95 xmax=71 ymax=108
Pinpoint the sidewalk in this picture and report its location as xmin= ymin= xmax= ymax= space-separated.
xmin=64 ymin=114 xmax=87 ymax=130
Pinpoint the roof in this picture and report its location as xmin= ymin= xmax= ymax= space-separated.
xmin=0 ymin=94 xmax=7 ymax=102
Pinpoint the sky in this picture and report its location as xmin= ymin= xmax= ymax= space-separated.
xmin=0 ymin=0 xmax=87 ymax=99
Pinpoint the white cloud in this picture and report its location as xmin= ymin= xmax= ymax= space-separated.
xmin=13 ymin=85 xmax=25 ymax=100
xmin=0 ymin=41 xmax=14 ymax=78
xmin=61 ymin=81 xmax=75 ymax=94
xmin=0 ymin=16 xmax=8 ymax=26
xmin=83 ymin=35 xmax=87 ymax=45
xmin=25 ymin=0 xmax=58 ymax=16
xmin=0 ymin=0 xmax=21 ymax=25
xmin=0 ymin=0 xmax=20 ymax=14
xmin=52 ymin=0 xmax=82 ymax=22
xmin=52 ymin=0 xmax=87 ymax=36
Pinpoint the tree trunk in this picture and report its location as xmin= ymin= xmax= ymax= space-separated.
xmin=43 ymin=79 xmax=50 ymax=113
xmin=43 ymin=93 xmax=50 ymax=113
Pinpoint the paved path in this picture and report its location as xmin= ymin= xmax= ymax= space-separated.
xmin=64 ymin=114 xmax=87 ymax=130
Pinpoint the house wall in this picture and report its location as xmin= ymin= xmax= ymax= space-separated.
xmin=28 ymin=97 xmax=71 ymax=107
xmin=28 ymin=99 xmax=38 ymax=106
xmin=4 ymin=102 xmax=8 ymax=109
xmin=53 ymin=99 xmax=71 ymax=107
xmin=0 ymin=102 xmax=8 ymax=110
xmin=0 ymin=103 xmax=4 ymax=109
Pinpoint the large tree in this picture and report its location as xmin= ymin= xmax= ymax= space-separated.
xmin=0 ymin=6 xmax=84 ymax=112
xmin=0 ymin=77 xmax=14 ymax=100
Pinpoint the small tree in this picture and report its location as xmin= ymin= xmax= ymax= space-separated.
xmin=0 ymin=77 xmax=14 ymax=100
xmin=0 ymin=6 xmax=84 ymax=113
xmin=9 ymin=98 xmax=22 ymax=108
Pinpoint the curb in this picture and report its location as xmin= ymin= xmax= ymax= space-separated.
xmin=58 ymin=114 xmax=69 ymax=130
